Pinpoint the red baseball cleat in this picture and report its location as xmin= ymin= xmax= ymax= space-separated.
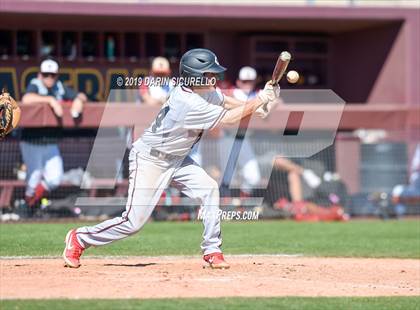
xmin=63 ymin=229 xmax=84 ymax=268
xmin=203 ymin=252 xmax=230 ymax=269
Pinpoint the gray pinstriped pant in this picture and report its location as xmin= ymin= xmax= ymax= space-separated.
xmin=76 ymin=142 xmax=222 ymax=255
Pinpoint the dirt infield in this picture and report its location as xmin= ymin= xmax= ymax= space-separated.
xmin=1 ymin=256 xmax=419 ymax=299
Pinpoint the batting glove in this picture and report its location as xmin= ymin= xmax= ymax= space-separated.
xmin=256 ymin=82 xmax=281 ymax=118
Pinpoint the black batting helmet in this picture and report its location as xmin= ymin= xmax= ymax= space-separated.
xmin=179 ymin=48 xmax=226 ymax=79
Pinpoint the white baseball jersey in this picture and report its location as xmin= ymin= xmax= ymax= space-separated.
xmin=134 ymin=85 xmax=226 ymax=156
xmin=78 ymin=85 xmax=226 ymax=255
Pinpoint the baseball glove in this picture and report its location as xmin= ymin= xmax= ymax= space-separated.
xmin=0 ymin=90 xmax=19 ymax=140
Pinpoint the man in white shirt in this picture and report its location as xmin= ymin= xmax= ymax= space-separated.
xmin=221 ymin=66 xmax=261 ymax=197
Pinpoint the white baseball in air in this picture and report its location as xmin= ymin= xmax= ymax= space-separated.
xmin=287 ymin=70 xmax=300 ymax=84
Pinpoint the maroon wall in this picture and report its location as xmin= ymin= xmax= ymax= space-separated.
xmin=331 ymin=21 xmax=404 ymax=104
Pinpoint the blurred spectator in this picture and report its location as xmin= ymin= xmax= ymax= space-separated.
xmin=392 ymin=143 xmax=420 ymax=215
xmin=106 ymin=35 xmax=116 ymax=61
xmin=138 ymin=56 xmax=175 ymax=203
xmin=273 ymin=157 xmax=321 ymax=202
xmin=20 ymin=59 xmax=87 ymax=210
xmin=220 ymin=66 xmax=261 ymax=197
xmin=62 ymin=37 xmax=77 ymax=60
xmin=192 ymin=67 xmax=262 ymax=197
xmin=40 ymin=43 xmax=54 ymax=57
xmin=270 ymin=157 xmax=348 ymax=221
xmin=139 ymin=56 xmax=173 ymax=106
xmin=217 ymin=79 xmax=234 ymax=97
xmin=274 ymin=198 xmax=348 ymax=222
xmin=232 ymin=66 xmax=258 ymax=100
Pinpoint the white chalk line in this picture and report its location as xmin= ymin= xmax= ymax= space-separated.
xmin=0 ymin=254 xmax=303 ymax=260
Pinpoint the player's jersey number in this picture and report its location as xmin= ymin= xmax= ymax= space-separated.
xmin=151 ymin=106 xmax=170 ymax=133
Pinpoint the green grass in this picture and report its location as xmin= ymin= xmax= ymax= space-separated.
xmin=0 ymin=220 xmax=419 ymax=258
xmin=1 ymin=221 xmax=419 ymax=309
xmin=1 ymin=297 xmax=419 ymax=310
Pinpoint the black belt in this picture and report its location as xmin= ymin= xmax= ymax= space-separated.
xmin=150 ymin=148 xmax=182 ymax=161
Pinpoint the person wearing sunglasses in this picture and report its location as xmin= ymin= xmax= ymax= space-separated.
xmin=19 ymin=59 xmax=87 ymax=215
xmin=22 ymin=59 xmax=86 ymax=118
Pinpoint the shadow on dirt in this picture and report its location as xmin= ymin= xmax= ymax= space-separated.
xmin=103 ymin=263 xmax=157 ymax=267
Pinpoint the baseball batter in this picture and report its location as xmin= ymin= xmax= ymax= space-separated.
xmin=63 ymin=48 xmax=280 ymax=269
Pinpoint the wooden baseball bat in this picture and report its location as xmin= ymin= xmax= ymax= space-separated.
xmin=271 ymin=51 xmax=291 ymax=84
